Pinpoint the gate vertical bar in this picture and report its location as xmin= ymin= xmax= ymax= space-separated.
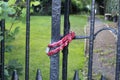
xmin=62 ymin=0 xmax=70 ymax=79
xmin=0 ymin=20 xmax=5 ymax=80
xmin=115 ymin=0 xmax=120 ymax=79
xmin=50 ymin=0 xmax=61 ymax=80
xmin=25 ymin=0 xmax=30 ymax=80
xmin=88 ymin=0 xmax=95 ymax=80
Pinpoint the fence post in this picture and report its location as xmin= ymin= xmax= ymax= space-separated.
xmin=11 ymin=70 xmax=19 ymax=80
xmin=0 ymin=20 xmax=5 ymax=80
xmin=88 ymin=0 xmax=95 ymax=80
xmin=36 ymin=69 xmax=42 ymax=80
xmin=115 ymin=0 xmax=120 ymax=80
xmin=25 ymin=0 xmax=30 ymax=80
xmin=62 ymin=0 xmax=70 ymax=80
xmin=50 ymin=0 xmax=61 ymax=80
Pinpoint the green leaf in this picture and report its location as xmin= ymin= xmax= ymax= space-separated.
xmin=4 ymin=69 xmax=9 ymax=76
xmin=13 ymin=27 xmax=20 ymax=36
xmin=8 ymin=7 xmax=16 ymax=15
xmin=21 ymin=8 xmax=26 ymax=17
xmin=31 ymin=1 xmax=40 ymax=6
xmin=0 ymin=1 xmax=4 ymax=5
xmin=0 ymin=36 xmax=3 ymax=41
xmin=2 ymin=2 xmax=8 ymax=9
xmin=5 ymin=45 xmax=14 ymax=52
xmin=0 ymin=31 xmax=3 ymax=34
xmin=8 ymin=0 xmax=16 ymax=5
xmin=0 ymin=7 xmax=2 ymax=14
xmin=7 ymin=59 xmax=23 ymax=75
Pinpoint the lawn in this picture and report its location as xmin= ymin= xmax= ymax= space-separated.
xmin=5 ymin=15 xmax=87 ymax=80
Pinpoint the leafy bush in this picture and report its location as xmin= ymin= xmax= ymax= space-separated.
xmin=30 ymin=0 xmax=90 ymax=15
xmin=5 ymin=27 xmax=19 ymax=42
xmin=0 ymin=1 xmax=24 ymax=79
xmin=7 ymin=59 xmax=23 ymax=75
xmin=4 ymin=59 xmax=23 ymax=80
xmin=70 ymin=0 xmax=91 ymax=14
xmin=0 ymin=1 xmax=26 ymax=21
xmin=4 ymin=68 xmax=9 ymax=80
xmin=0 ymin=1 xmax=16 ymax=20
xmin=0 ymin=1 xmax=25 ymax=52
xmin=71 ymin=0 xmax=82 ymax=13
xmin=5 ymin=27 xmax=20 ymax=52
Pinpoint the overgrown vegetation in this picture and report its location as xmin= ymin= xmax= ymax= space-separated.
xmin=0 ymin=0 xmax=26 ymax=52
xmin=0 ymin=1 xmax=25 ymax=79
xmin=4 ymin=59 xmax=23 ymax=80
xmin=31 ymin=0 xmax=91 ymax=15
xmin=105 ymin=0 xmax=119 ymax=15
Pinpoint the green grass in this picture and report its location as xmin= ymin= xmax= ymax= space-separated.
xmin=5 ymin=15 xmax=87 ymax=80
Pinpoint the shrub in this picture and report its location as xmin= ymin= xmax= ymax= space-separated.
xmin=4 ymin=59 xmax=23 ymax=80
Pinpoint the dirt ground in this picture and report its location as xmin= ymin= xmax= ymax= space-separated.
xmin=85 ymin=18 xmax=117 ymax=80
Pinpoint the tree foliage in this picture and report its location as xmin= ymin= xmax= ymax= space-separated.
xmin=0 ymin=1 xmax=26 ymax=52
xmin=39 ymin=0 xmax=52 ymax=15
xmin=30 ymin=0 xmax=91 ymax=15
xmin=0 ymin=0 xmax=26 ymax=21
xmin=0 ymin=1 xmax=24 ymax=79
xmin=0 ymin=1 xmax=15 ymax=20
xmin=105 ymin=0 xmax=119 ymax=16
xmin=69 ymin=0 xmax=91 ymax=14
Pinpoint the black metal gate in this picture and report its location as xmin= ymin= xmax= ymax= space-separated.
xmin=0 ymin=0 xmax=120 ymax=80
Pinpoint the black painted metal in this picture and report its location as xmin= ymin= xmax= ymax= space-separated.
xmin=25 ymin=0 xmax=30 ymax=80
xmin=36 ymin=69 xmax=42 ymax=80
xmin=74 ymin=36 xmax=89 ymax=39
xmin=94 ymin=27 xmax=117 ymax=39
xmin=62 ymin=0 xmax=70 ymax=80
xmin=115 ymin=0 xmax=120 ymax=79
xmin=11 ymin=70 xmax=19 ymax=80
xmin=73 ymin=70 xmax=79 ymax=80
xmin=0 ymin=20 xmax=5 ymax=80
xmin=0 ymin=0 xmax=119 ymax=80
xmin=50 ymin=0 xmax=61 ymax=80
xmin=88 ymin=0 xmax=95 ymax=80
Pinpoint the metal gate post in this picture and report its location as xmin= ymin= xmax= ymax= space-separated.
xmin=115 ymin=0 xmax=120 ymax=80
xmin=88 ymin=0 xmax=95 ymax=80
xmin=50 ymin=0 xmax=61 ymax=80
xmin=62 ymin=0 xmax=70 ymax=80
xmin=0 ymin=20 xmax=5 ymax=80
xmin=25 ymin=0 xmax=30 ymax=80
